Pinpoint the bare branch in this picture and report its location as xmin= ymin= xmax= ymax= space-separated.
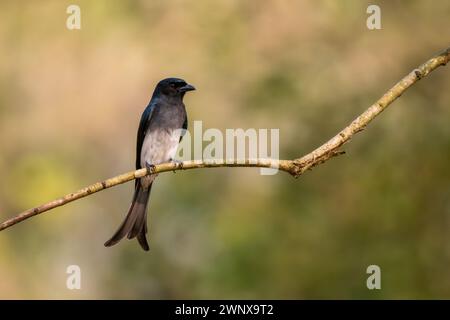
xmin=0 ymin=47 xmax=449 ymax=232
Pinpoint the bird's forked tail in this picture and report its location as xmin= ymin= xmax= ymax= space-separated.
xmin=104 ymin=183 xmax=151 ymax=251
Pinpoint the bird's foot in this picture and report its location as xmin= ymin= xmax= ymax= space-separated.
xmin=145 ymin=161 xmax=156 ymax=174
xmin=170 ymin=158 xmax=183 ymax=173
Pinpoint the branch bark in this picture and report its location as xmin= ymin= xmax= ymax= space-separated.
xmin=1 ymin=47 xmax=449 ymax=232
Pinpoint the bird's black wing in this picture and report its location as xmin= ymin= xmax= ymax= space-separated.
xmin=136 ymin=101 xmax=157 ymax=170
xmin=179 ymin=115 xmax=188 ymax=143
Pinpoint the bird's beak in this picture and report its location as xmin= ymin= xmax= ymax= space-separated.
xmin=179 ymin=84 xmax=196 ymax=92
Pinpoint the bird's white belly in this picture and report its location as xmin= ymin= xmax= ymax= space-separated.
xmin=140 ymin=128 xmax=181 ymax=168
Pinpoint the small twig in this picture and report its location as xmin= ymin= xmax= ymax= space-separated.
xmin=0 ymin=46 xmax=448 ymax=232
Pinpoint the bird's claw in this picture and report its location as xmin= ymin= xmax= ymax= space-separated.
xmin=170 ymin=159 xmax=183 ymax=173
xmin=145 ymin=161 xmax=156 ymax=174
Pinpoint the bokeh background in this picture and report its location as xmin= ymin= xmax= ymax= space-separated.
xmin=0 ymin=0 xmax=449 ymax=299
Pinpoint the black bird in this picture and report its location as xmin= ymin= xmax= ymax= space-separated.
xmin=104 ymin=78 xmax=195 ymax=251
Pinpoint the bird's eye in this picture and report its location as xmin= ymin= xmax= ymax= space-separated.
xmin=170 ymin=83 xmax=176 ymax=88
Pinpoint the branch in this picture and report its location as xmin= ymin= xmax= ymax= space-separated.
xmin=1 ymin=47 xmax=449 ymax=232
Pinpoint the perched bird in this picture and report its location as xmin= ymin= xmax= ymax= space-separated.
xmin=104 ymin=78 xmax=195 ymax=251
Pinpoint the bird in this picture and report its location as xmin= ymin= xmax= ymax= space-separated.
xmin=104 ymin=77 xmax=195 ymax=251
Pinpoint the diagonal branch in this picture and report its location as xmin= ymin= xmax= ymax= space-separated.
xmin=0 ymin=47 xmax=449 ymax=232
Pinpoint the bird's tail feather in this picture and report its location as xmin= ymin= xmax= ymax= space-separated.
xmin=104 ymin=183 xmax=151 ymax=251
xmin=136 ymin=213 xmax=149 ymax=251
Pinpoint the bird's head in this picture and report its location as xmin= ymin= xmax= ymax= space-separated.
xmin=154 ymin=77 xmax=196 ymax=99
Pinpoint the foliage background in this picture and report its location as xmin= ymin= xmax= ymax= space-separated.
xmin=0 ymin=0 xmax=449 ymax=299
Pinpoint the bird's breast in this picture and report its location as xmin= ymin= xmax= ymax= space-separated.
xmin=140 ymin=127 xmax=182 ymax=168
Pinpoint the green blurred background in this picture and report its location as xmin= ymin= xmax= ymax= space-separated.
xmin=0 ymin=0 xmax=449 ymax=299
